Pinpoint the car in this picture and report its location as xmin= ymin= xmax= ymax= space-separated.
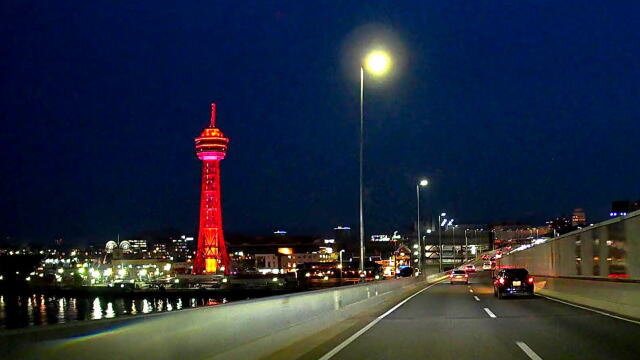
xmin=493 ymin=268 xmax=534 ymax=299
xmin=449 ymin=270 xmax=469 ymax=284
xmin=463 ymin=264 xmax=476 ymax=272
xmin=482 ymin=262 xmax=492 ymax=271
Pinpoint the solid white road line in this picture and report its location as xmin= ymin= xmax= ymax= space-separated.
xmin=516 ymin=341 xmax=543 ymax=360
xmin=539 ymin=295 xmax=640 ymax=326
xmin=317 ymin=281 xmax=443 ymax=360
xmin=483 ymin=307 xmax=497 ymax=318
xmin=473 ymin=296 xmax=480 ymax=301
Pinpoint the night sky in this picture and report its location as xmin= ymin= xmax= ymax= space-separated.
xmin=2 ymin=1 xmax=639 ymax=245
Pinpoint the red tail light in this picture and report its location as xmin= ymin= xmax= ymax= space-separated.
xmin=528 ymin=276 xmax=534 ymax=284
xmin=449 ymin=275 xmax=453 ymax=279
xmin=498 ymin=277 xmax=505 ymax=285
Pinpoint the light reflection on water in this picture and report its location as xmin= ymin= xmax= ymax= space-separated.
xmin=92 ymin=298 xmax=102 ymax=320
xmin=105 ymin=302 xmax=115 ymax=319
xmin=0 ymin=294 xmax=231 ymax=330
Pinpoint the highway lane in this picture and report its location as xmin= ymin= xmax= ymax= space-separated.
xmin=317 ymin=271 xmax=640 ymax=360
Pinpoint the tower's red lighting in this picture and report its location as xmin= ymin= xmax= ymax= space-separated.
xmin=193 ymin=103 xmax=230 ymax=275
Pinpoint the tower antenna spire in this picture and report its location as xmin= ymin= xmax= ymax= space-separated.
xmin=210 ymin=103 xmax=216 ymax=127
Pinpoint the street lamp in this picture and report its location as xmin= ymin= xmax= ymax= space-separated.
xmin=451 ymin=225 xmax=458 ymax=265
xmin=416 ymin=179 xmax=429 ymax=272
xmin=464 ymin=229 xmax=470 ymax=263
xmin=365 ymin=51 xmax=391 ymax=75
xmin=339 ymin=249 xmax=345 ymax=281
xmin=438 ymin=212 xmax=446 ymax=272
xmin=358 ymin=49 xmax=392 ymax=275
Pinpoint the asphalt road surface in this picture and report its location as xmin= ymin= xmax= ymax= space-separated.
xmin=317 ymin=271 xmax=640 ymax=360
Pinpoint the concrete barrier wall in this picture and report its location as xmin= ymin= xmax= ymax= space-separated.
xmin=533 ymin=276 xmax=640 ymax=319
xmin=501 ymin=209 xmax=640 ymax=279
xmin=500 ymin=210 xmax=640 ymax=319
xmin=3 ymin=273 xmax=446 ymax=360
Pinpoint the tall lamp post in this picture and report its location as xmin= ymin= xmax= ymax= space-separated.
xmin=464 ymin=229 xmax=469 ymax=263
xmin=339 ymin=249 xmax=345 ymax=280
xmin=358 ymin=50 xmax=391 ymax=275
xmin=452 ymin=225 xmax=458 ymax=264
xmin=416 ymin=179 xmax=429 ymax=273
xmin=438 ymin=212 xmax=446 ymax=272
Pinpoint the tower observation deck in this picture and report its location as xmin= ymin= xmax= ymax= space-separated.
xmin=193 ymin=103 xmax=230 ymax=274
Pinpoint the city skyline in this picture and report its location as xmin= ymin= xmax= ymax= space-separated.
xmin=2 ymin=2 xmax=640 ymax=244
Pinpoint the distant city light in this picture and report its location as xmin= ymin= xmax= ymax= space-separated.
xmin=334 ymin=226 xmax=351 ymax=230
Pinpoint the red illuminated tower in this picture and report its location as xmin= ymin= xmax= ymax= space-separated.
xmin=193 ymin=103 xmax=230 ymax=274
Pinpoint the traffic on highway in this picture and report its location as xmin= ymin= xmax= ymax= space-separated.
xmin=308 ymin=268 xmax=639 ymax=360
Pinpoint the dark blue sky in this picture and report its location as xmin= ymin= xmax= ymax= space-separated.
xmin=2 ymin=1 xmax=639 ymax=244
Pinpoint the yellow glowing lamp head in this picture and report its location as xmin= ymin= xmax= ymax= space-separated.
xmin=364 ymin=50 xmax=391 ymax=75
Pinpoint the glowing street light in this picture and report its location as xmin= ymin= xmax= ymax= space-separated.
xmin=358 ymin=49 xmax=393 ymax=276
xmin=364 ymin=50 xmax=391 ymax=75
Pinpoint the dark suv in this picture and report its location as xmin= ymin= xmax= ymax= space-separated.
xmin=493 ymin=268 xmax=534 ymax=299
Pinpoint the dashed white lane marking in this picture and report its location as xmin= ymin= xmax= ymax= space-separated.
xmin=539 ymin=295 xmax=640 ymax=326
xmin=483 ymin=307 xmax=497 ymax=318
xmin=473 ymin=296 xmax=480 ymax=301
xmin=317 ymin=281 xmax=443 ymax=360
xmin=516 ymin=341 xmax=543 ymax=360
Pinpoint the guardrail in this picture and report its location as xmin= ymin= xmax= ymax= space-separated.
xmin=2 ymin=273 xmax=447 ymax=360
xmin=531 ymin=274 xmax=640 ymax=284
